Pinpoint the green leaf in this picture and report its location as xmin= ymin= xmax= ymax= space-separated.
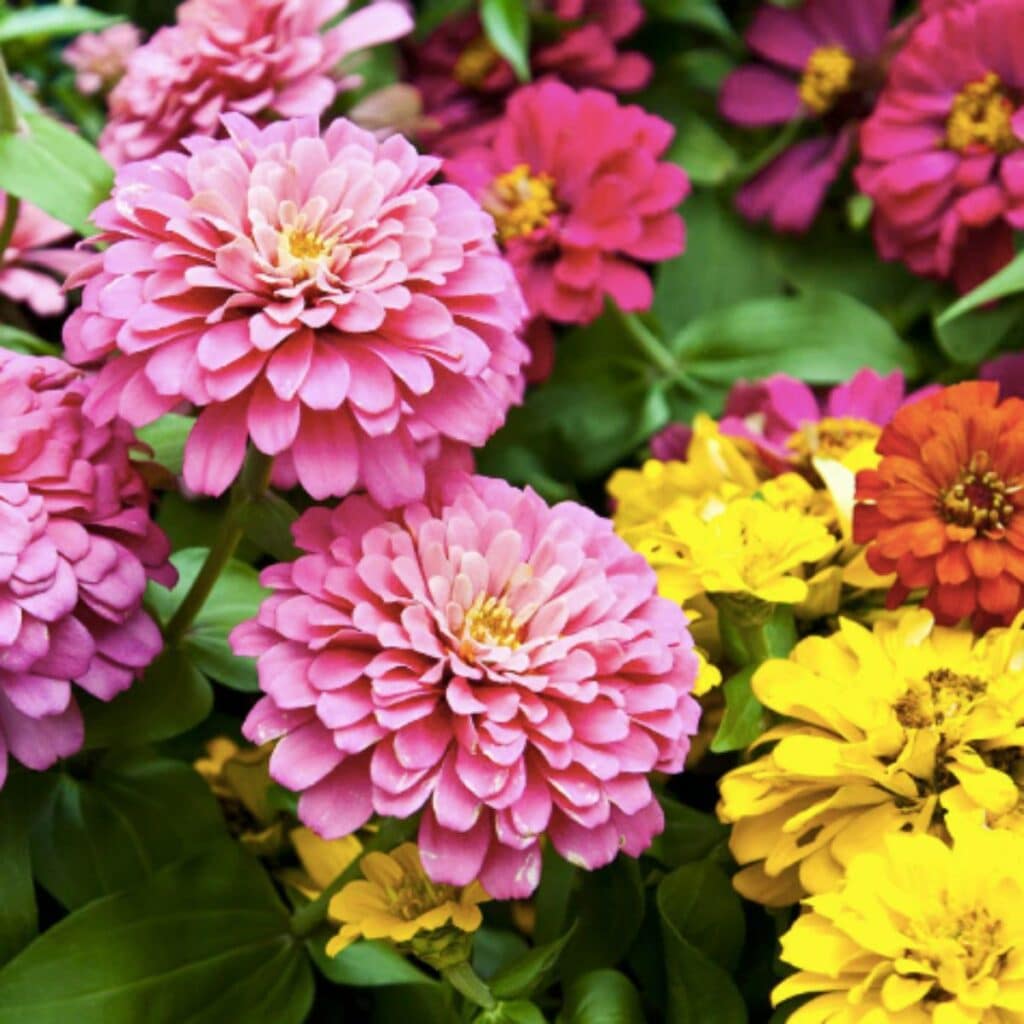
xmin=480 ymin=0 xmax=530 ymax=81
xmin=643 ymin=0 xmax=737 ymax=44
xmin=667 ymin=110 xmax=738 ymax=186
xmin=0 ymin=326 xmax=58 ymax=356
xmin=311 ymin=938 xmax=435 ymax=987
xmin=710 ymin=668 xmax=765 ymax=754
xmin=474 ymin=929 xmax=531 ymax=982
xmin=648 ymin=796 xmax=729 ymax=868
xmin=0 ymin=112 xmax=112 ymax=235
xmin=491 ymin=922 xmax=578 ymax=1000
xmin=933 ymin=298 xmax=1024 ymax=366
xmin=135 ymin=414 xmax=194 ymax=476
xmin=938 ymin=249 xmax=1024 ymax=323
xmin=671 ymin=289 xmax=921 ymax=384
xmin=483 ymin=1001 xmax=547 ymax=1024
xmin=240 ymin=491 xmax=300 ymax=561
xmin=81 ymin=646 xmax=213 ymax=748
xmin=0 ymin=776 xmax=39 ymax=967
xmin=0 ymin=5 xmax=121 ymax=42
xmin=30 ymin=749 xmax=226 ymax=910
xmin=559 ymin=970 xmax=645 ymax=1024
xmin=0 ymin=845 xmax=313 ymax=1024
xmin=658 ymin=861 xmax=748 ymax=1024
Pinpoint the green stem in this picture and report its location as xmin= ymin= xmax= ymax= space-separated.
xmin=164 ymin=449 xmax=273 ymax=645
xmin=0 ymin=193 xmax=19 ymax=263
xmin=614 ymin=307 xmax=679 ymax=377
xmin=0 ymin=52 xmax=19 ymax=135
xmin=443 ymin=962 xmax=496 ymax=1011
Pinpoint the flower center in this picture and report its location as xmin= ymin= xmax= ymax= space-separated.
xmin=484 ymin=164 xmax=558 ymax=243
xmin=946 ymin=73 xmax=1019 ymax=153
xmin=786 ymin=416 xmax=882 ymax=462
xmin=453 ymin=35 xmax=501 ymax=89
xmin=894 ymin=668 xmax=988 ymax=729
xmin=938 ymin=452 xmax=1018 ymax=531
xmin=388 ymin=876 xmax=454 ymax=921
xmin=911 ymin=907 xmax=1006 ymax=988
xmin=277 ymin=226 xmax=335 ymax=279
xmin=798 ymin=46 xmax=856 ymax=115
xmin=459 ymin=594 xmax=523 ymax=659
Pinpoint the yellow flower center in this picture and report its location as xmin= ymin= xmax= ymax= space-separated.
xmin=798 ymin=45 xmax=856 ymax=115
xmin=277 ymin=226 xmax=336 ymax=279
xmin=459 ymin=595 xmax=523 ymax=660
xmin=911 ymin=907 xmax=1006 ymax=989
xmin=484 ymin=164 xmax=558 ymax=243
xmin=939 ymin=452 xmax=1018 ymax=531
xmin=387 ymin=875 xmax=455 ymax=921
xmin=786 ymin=416 xmax=882 ymax=463
xmin=453 ymin=35 xmax=502 ymax=89
xmin=894 ymin=668 xmax=988 ymax=729
xmin=947 ymin=73 xmax=1019 ymax=153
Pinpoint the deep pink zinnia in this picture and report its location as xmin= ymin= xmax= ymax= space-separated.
xmin=99 ymin=0 xmax=413 ymax=165
xmin=408 ymin=0 xmax=650 ymax=156
xmin=0 ymin=196 xmax=89 ymax=317
xmin=234 ymin=474 xmax=700 ymax=898
xmin=63 ymin=114 xmax=528 ymax=508
xmin=856 ymin=0 xmax=1024 ymax=292
xmin=63 ymin=22 xmax=140 ymax=96
xmin=444 ymin=81 xmax=688 ymax=327
xmin=0 ymin=352 xmax=173 ymax=786
xmin=720 ymin=0 xmax=894 ymax=232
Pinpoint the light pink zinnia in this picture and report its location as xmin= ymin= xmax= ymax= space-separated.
xmin=445 ymin=81 xmax=688 ymax=326
xmin=64 ymin=115 xmax=528 ymax=508
xmin=856 ymin=0 xmax=1024 ymax=292
xmin=0 ymin=352 xmax=173 ymax=786
xmin=408 ymin=0 xmax=650 ymax=155
xmin=0 ymin=196 xmax=89 ymax=317
xmin=720 ymin=0 xmax=894 ymax=232
xmin=63 ymin=22 xmax=141 ymax=96
xmin=234 ymin=474 xmax=700 ymax=898
xmin=100 ymin=0 xmax=413 ymax=165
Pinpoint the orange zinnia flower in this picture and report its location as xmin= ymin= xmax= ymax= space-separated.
xmin=854 ymin=382 xmax=1024 ymax=630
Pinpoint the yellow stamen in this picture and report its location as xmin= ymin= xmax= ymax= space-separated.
xmin=277 ymin=226 xmax=335 ymax=279
xmin=459 ymin=594 xmax=523 ymax=660
xmin=938 ymin=451 xmax=1019 ymax=531
xmin=484 ymin=164 xmax=557 ymax=243
xmin=947 ymin=72 xmax=1019 ymax=153
xmin=453 ymin=35 xmax=501 ymax=89
xmin=798 ymin=45 xmax=856 ymax=115
xmin=786 ymin=416 xmax=881 ymax=462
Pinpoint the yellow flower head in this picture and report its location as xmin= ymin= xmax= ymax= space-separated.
xmin=327 ymin=843 xmax=488 ymax=969
xmin=774 ymin=828 xmax=1024 ymax=1023
xmin=718 ymin=610 xmax=1024 ymax=906
xmin=279 ymin=827 xmax=362 ymax=901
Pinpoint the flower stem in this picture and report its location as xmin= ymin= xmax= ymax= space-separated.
xmin=613 ymin=306 xmax=700 ymax=393
xmin=443 ymin=962 xmax=496 ymax=1011
xmin=0 ymin=193 xmax=20 ymax=264
xmin=164 ymin=448 xmax=274 ymax=645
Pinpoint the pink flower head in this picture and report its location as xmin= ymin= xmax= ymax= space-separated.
xmin=0 ymin=352 xmax=173 ymax=787
xmin=856 ymin=0 xmax=1024 ymax=291
xmin=981 ymin=352 xmax=1024 ymax=399
xmin=720 ymin=0 xmax=894 ymax=232
xmin=719 ymin=368 xmax=922 ymax=466
xmin=235 ymin=475 xmax=700 ymax=898
xmin=100 ymin=0 xmax=413 ymax=165
xmin=63 ymin=114 xmax=528 ymax=508
xmin=63 ymin=22 xmax=141 ymax=96
xmin=444 ymin=81 xmax=688 ymax=326
xmin=408 ymin=1 xmax=650 ymax=155
xmin=0 ymin=196 xmax=89 ymax=317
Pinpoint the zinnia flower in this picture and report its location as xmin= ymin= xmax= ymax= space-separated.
xmin=408 ymin=0 xmax=650 ymax=155
xmin=773 ymin=828 xmax=1024 ymax=1023
xmin=856 ymin=0 xmax=1024 ymax=291
xmin=718 ymin=609 xmax=1024 ymax=907
xmin=444 ymin=80 xmax=688 ymax=327
xmin=0 ymin=196 xmax=89 ymax=317
xmin=63 ymin=114 xmax=528 ymax=508
xmin=720 ymin=0 xmax=894 ymax=232
xmin=100 ymin=0 xmax=413 ymax=165
xmin=854 ymin=381 xmax=1024 ymax=630
xmin=327 ymin=843 xmax=487 ymax=968
xmin=62 ymin=23 xmax=140 ymax=96
xmin=0 ymin=352 xmax=173 ymax=787
xmin=234 ymin=474 xmax=700 ymax=899
xmin=981 ymin=352 xmax=1024 ymax=400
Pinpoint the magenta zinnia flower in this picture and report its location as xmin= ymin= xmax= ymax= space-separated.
xmin=444 ymin=81 xmax=688 ymax=326
xmin=64 ymin=115 xmax=528 ymax=508
xmin=0 ymin=352 xmax=173 ymax=786
xmin=408 ymin=0 xmax=650 ymax=155
xmin=856 ymin=0 xmax=1024 ymax=291
xmin=234 ymin=475 xmax=700 ymax=898
xmin=720 ymin=0 xmax=894 ymax=232
xmin=100 ymin=0 xmax=413 ymax=165
xmin=0 ymin=196 xmax=89 ymax=317
xmin=63 ymin=22 xmax=140 ymax=96
xmin=981 ymin=352 xmax=1024 ymax=399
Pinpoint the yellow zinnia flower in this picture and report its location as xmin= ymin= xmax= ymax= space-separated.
xmin=774 ymin=828 xmax=1024 ymax=1023
xmin=326 ymin=843 xmax=488 ymax=969
xmin=279 ymin=827 xmax=362 ymax=900
xmin=718 ymin=609 xmax=1024 ymax=906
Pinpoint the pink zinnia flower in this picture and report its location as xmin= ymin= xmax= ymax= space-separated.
xmin=445 ymin=81 xmax=688 ymax=326
xmin=856 ymin=0 xmax=1024 ymax=292
xmin=64 ymin=115 xmax=528 ymax=508
xmin=408 ymin=0 xmax=650 ymax=155
xmin=63 ymin=22 xmax=140 ymax=96
xmin=234 ymin=475 xmax=700 ymax=898
xmin=100 ymin=0 xmax=413 ymax=165
xmin=981 ymin=352 xmax=1024 ymax=399
xmin=0 ymin=352 xmax=173 ymax=786
xmin=0 ymin=196 xmax=89 ymax=317
xmin=720 ymin=0 xmax=894 ymax=232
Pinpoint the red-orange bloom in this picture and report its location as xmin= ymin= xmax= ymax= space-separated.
xmin=854 ymin=382 xmax=1024 ymax=630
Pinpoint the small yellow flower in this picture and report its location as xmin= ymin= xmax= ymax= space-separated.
xmin=280 ymin=827 xmax=362 ymax=900
xmin=718 ymin=610 xmax=1024 ymax=906
xmin=327 ymin=843 xmax=488 ymax=968
xmin=693 ymin=648 xmax=723 ymax=697
xmin=774 ymin=828 xmax=1024 ymax=1023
